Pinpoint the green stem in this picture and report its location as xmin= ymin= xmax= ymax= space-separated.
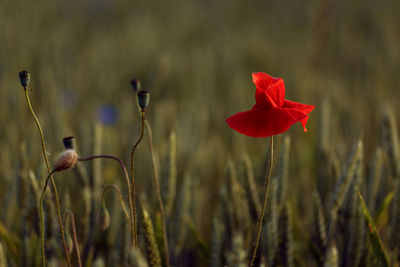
xmin=78 ymin=155 xmax=135 ymax=247
xmin=145 ymin=119 xmax=170 ymax=267
xmin=24 ymin=89 xmax=71 ymax=267
xmin=64 ymin=211 xmax=83 ymax=267
xmin=130 ymin=111 xmax=145 ymax=248
xmin=249 ymin=136 xmax=274 ymax=267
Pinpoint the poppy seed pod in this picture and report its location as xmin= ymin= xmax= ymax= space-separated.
xmin=137 ymin=91 xmax=150 ymax=112
xmin=19 ymin=70 xmax=31 ymax=88
xmin=53 ymin=149 xmax=78 ymax=172
xmin=63 ymin=136 xmax=75 ymax=150
xmin=131 ymin=79 xmax=141 ymax=92
xmin=99 ymin=206 xmax=110 ymax=230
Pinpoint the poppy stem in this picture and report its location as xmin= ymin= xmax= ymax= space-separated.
xmin=249 ymin=135 xmax=274 ymax=267
xmin=24 ymin=89 xmax=71 ymax=267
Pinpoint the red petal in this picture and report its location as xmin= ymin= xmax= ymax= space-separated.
xmin=282 ymin=100 xmax=315 ymax=132
xmin=226 ymin=107 xmax=308 ymax=137
xmin=282 ymin=99 xmax=315 ymax=114
xmin=252 ymin=73 xmax=285 ymax=108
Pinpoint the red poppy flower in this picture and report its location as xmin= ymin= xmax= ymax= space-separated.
xmin=226 ymin=72 xmax=315 ymax=137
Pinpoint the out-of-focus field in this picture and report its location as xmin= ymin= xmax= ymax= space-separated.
xmin=0 ymin=0 xmax=400 ymax=266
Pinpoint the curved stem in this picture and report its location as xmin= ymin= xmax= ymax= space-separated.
xmin=64 ymin=211 xmax=83 ymax=267
xmin=145 ymin=118 xmax=170 ymax=267
xmin=249 ymin=136 xmax=274 ymax=267
xmin=130 ymin=111 xmax=145 ymax=247
xmin=24 ymin=89 xmax=71 ymax=267
xmin=101 ymin=184 xmax=130 ymax=222
xmin=78 ymin=155 xmax=135 ymax=246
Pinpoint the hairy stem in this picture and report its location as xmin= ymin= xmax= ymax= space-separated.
xmin=24 ymin=89 xmax=71 ymax=267
xmin=145 ymin=118 xmax=170 ymax=267
xmin=249 ymin=136 xmax=274 ymax=267
xmin=130 ymin=111 xmax=145 ymax=247
xmin=64 ymin=211 xmax=83 ymax=267
xmin=78 ymin=155 xmax=135 ymax=247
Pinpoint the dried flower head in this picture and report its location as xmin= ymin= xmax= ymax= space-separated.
xmin=19 ymin=70 xmax=31 ymax=88
xmin=137 ymin=91 xmax=150 ymax=112
xmin=53 ymin=149 xmax=78 ymax=172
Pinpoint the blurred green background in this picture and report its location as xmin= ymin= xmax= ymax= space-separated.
xmin=1 ymin=0 xmax=400 ymax=265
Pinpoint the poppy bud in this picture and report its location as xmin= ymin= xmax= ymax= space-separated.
xmin=19 ymin=70 xmax=31 ymax=88
xmin=99 ymin=206 xmax=110 ymax=230
xmin=137 ymin=91 xmax=150 ymax=112
xmin=65 ymin=232 xmax=74 ymax=255
xmin=53 ymin=149 xmax=78 ymax=172
xmin=63 ymin=136 xmax=75 ymax=150
xmin=131 ymin=79 xmax=141 ymax=92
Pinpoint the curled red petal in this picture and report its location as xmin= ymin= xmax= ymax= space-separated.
xmin=282 ymin=100 xmax=315 ymax=132
xmin=226 ymin=107 xmax=308 ymax=137
xmin=282 ymin=99 xmax=315 ymax=114
xmin=253 ymin=72 xmax=285 ymax=108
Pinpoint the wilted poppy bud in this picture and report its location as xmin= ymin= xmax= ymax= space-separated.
xmin=131 ymin=79 xmax=141 ymax=92
xmin=63 ymin=136 xmax=75 ymax=150
xmin=65 ymin=232 xmax=74 ymax=255
xmin=137 ymin=91 xmax=150 ymax=112
xmin=53 ymin=149 xmax=78 ymax=172
xmin=99 ymin=206 xmax=110 ymax=230
xmin=19 ymin=70 xmax=31 ymax=88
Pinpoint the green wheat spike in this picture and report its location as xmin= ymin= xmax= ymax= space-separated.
xmin=154 ymin=213 xmax=166 ymax=266
xmin=142 ymin=208 xmax=162 ymax=267
xmin=367 ymin=148 xmax=384 ymax=209
xmin=327 ymin=140 xmax=363 ymax=246
xmin=276 ymin=135 xmax=291 ymax=205
xmin=324 ymin=245 xmax=338 ymax=267
xmin=225 ymin=232 xmax=247 ymax=267
xmin=210 ymin=216 xmax=224 ymax=267
xmin=275 ymin=203 xmax=293 ymax=267
xmin=165 ymin=131 xmax=177 ymax=217
xmin=381 ymin=108 xmax=400 ymax=178
xmin=264 ymin=178 xmax=278 ymax=266
xmin=242 ymin=154 xmax=261 ymax=222
xmin=312 ymin=191 xmax=327 ymax=264
xmin=358 ymin=190 xmax=389 ymax=267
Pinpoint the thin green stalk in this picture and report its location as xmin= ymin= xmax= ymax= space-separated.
xmin=64 ymin=211 xmax=82 ymax=267
xmin=249 ymin=136 xmax=274 ymax=267
xmin=145 ymin=118 xmax=170 ymax=267
xmin=78 ymin=155 xmax=135 ymax=247
xmin=130 ymin=111 xmax=145 ymax=248
xmin=24 ymin=89 xmax=71 ymax=267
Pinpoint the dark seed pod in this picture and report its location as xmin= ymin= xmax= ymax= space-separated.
xmin=137 ymin=91 xmax=150 ymax=112
xmin=131 ymin=79 xmax=141 ymax=91
xmin=19 ymin=70 xmax=31 ymax=88
xmin=63 ymin=136 xmax=75 ymax=150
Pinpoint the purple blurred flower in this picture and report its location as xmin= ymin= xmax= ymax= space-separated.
xmin=97 ymin=105 xmax=118 ymax=126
